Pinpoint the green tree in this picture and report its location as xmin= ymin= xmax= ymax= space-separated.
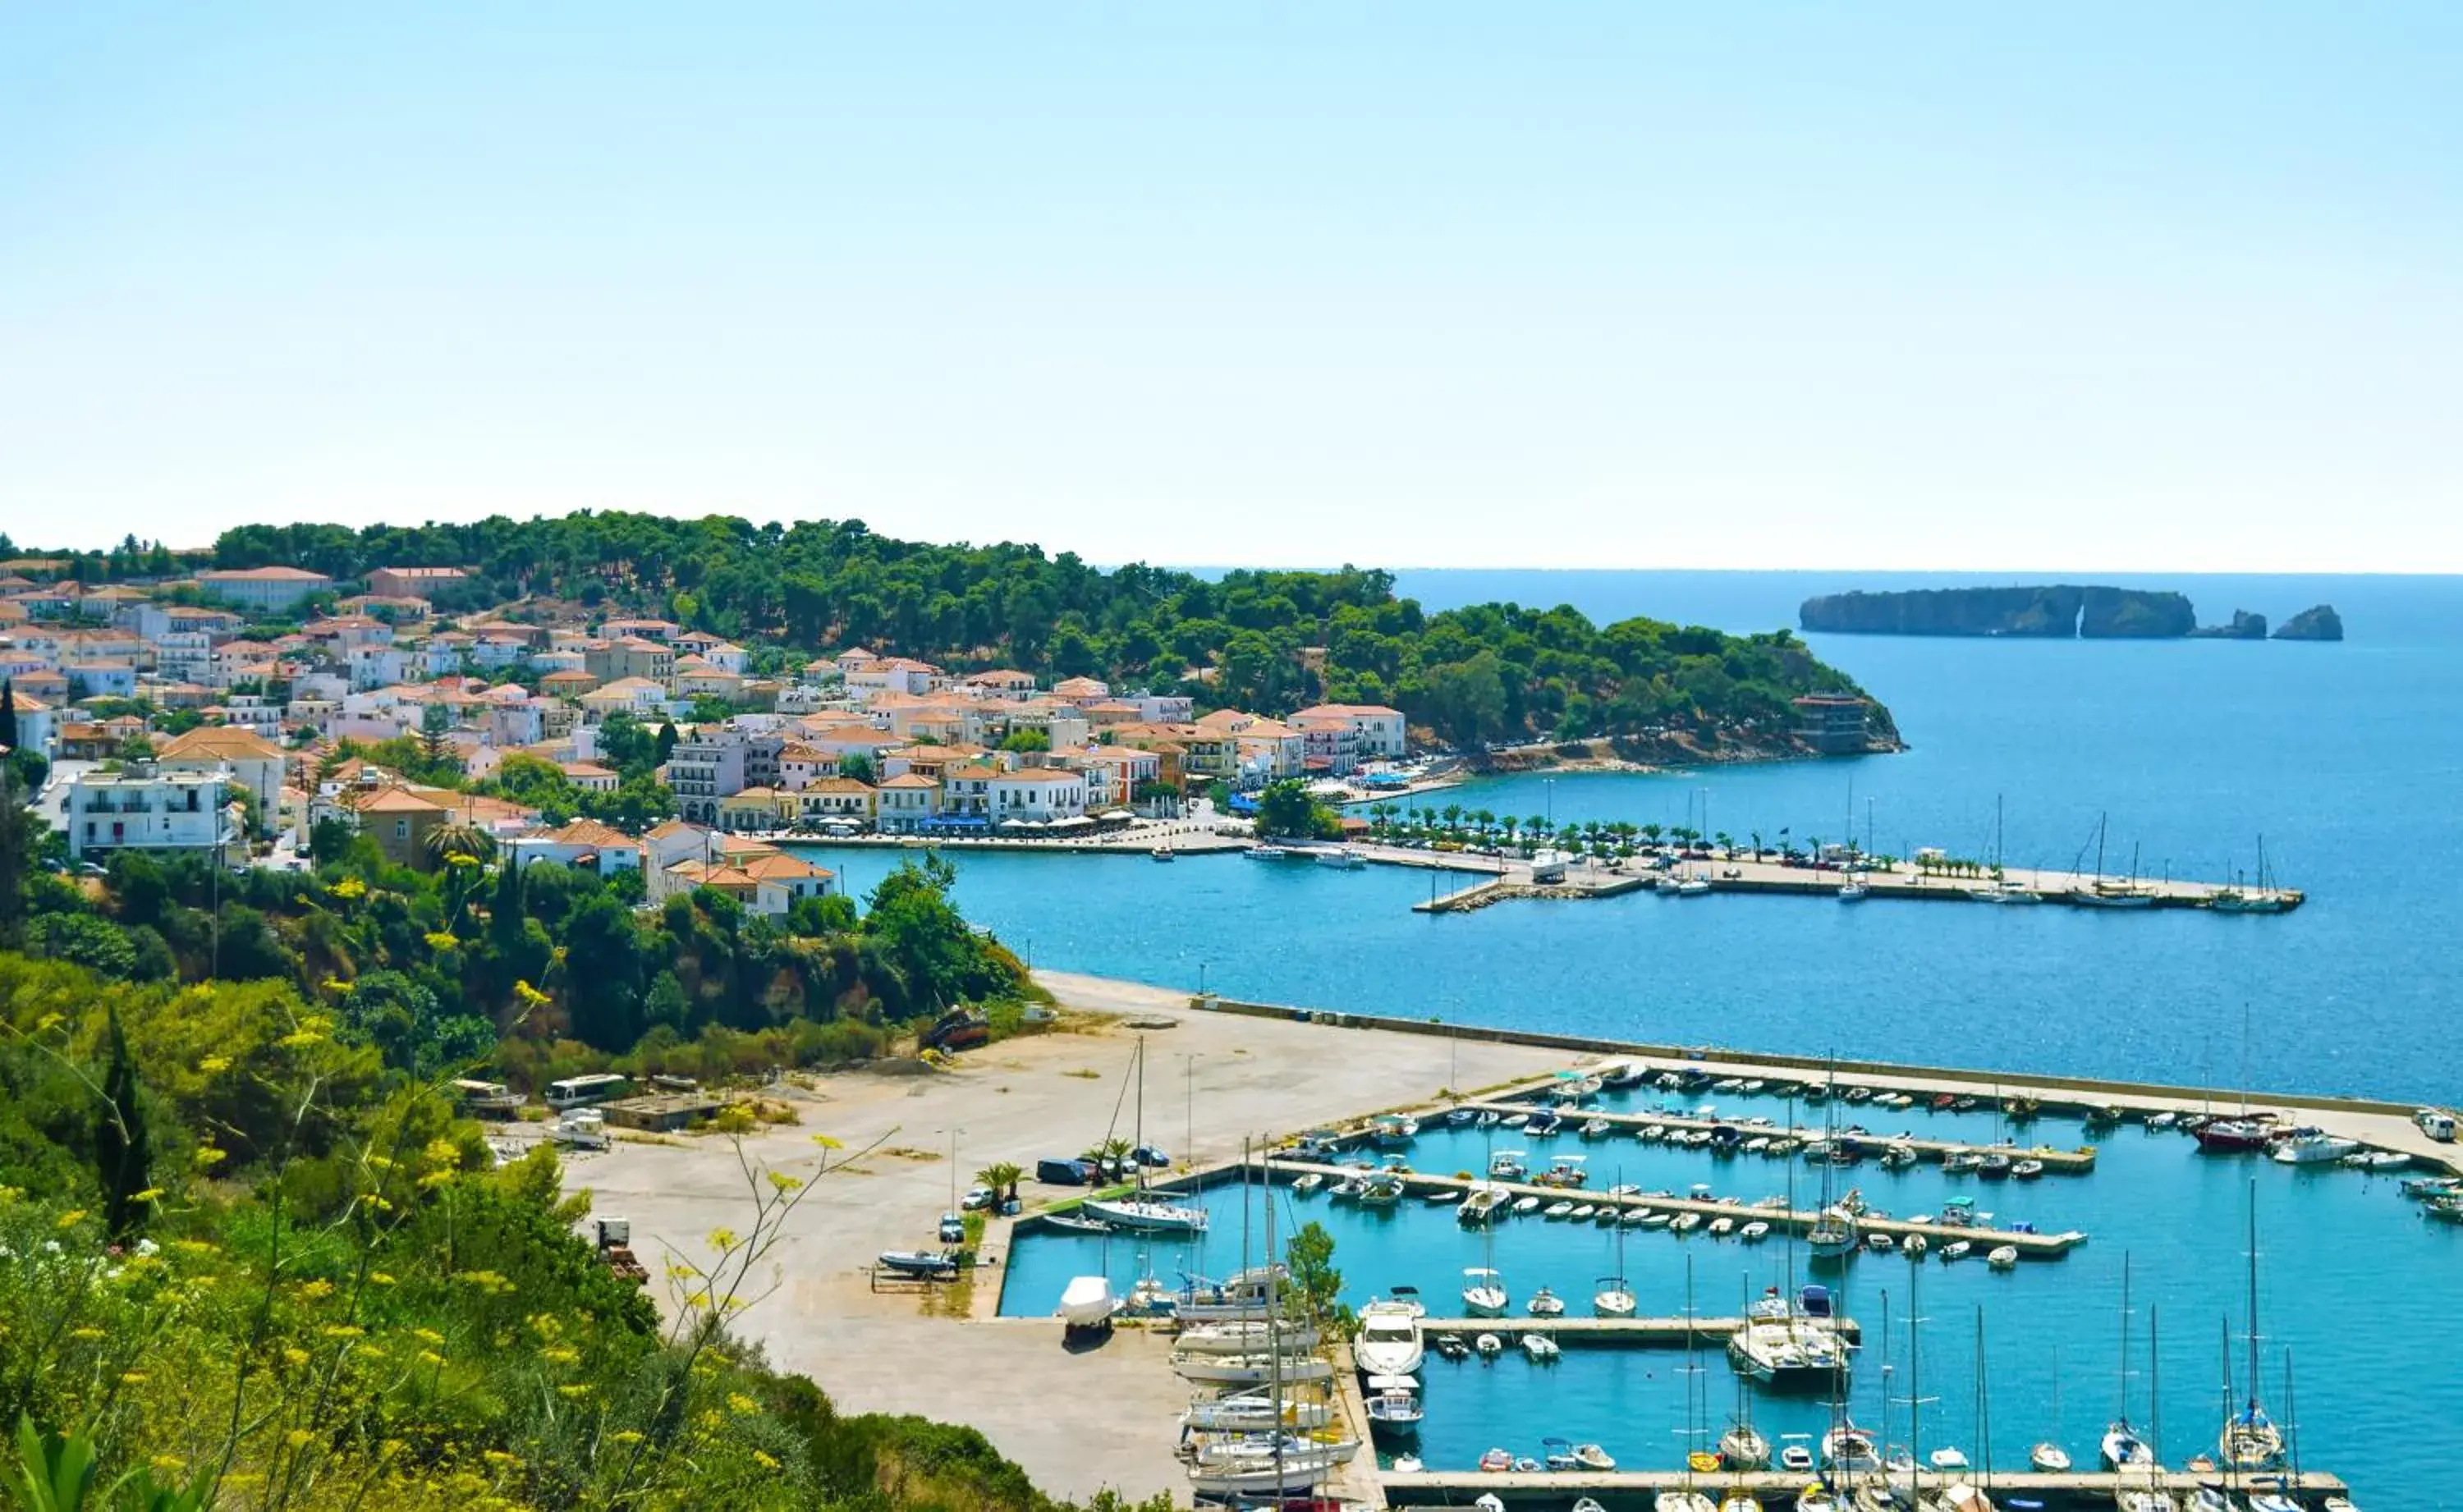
xmin=94 ymin=1006 xmax=151 ymax=1243
xmin=1251 ymin=779 xmax=1335 ymax=841
xmin=1282 ymin=1220 xmax=1353 ymax=1337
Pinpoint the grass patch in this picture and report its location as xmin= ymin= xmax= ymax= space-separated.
xmin=1060 ymin=1068 xmax=1102 ymax=1080
xmin=878 ymin=1146 xmax=943 ymax=1161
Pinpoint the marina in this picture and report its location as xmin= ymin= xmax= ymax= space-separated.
xmin=990 ymin=982 xmax=2456 ymax=1507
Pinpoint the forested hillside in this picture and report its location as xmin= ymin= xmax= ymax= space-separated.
xmin=206 ymin=513 xmax=1892 ymax=750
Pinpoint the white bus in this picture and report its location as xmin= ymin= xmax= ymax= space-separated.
xmin=452 ymin=1079 xmax=524 ymax=1118
xmin=544 ymin=1073 xmax=630 ymax=1111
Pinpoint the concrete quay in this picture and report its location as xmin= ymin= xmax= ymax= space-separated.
xmin=1380 ymin=1468 xmax=2351 ymax=1505
xmin=1409 ymin=1314 xmax=1863 ymax=1347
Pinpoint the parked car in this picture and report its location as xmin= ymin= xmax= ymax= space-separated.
xmin=938 ymin=1213 xmax=966 ymax=1244
xmin=1036 ymin=1157 xmax=1094 ymax=1186
xmin=961 ymin=1184 xmax=996 ymax=1211
xmin=1131 ymin=1144 xmax=1171 ymax=1169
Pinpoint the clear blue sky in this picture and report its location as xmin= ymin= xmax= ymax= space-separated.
xmin=3 ymin=4 xmax=2458 ymax=570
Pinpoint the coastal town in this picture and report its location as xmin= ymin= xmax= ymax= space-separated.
xmin=0 ymin=551 xmax=1889 ymax=909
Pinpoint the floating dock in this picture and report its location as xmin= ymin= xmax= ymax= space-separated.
xmin=1471 ymin=1099 xmax=2100 ymax=1174
xmin=1410 ymin=1314 xmax=1861 ymax=1346
xmin=1256 ymin=1159 xmax=2088 ymax=1259
xmin=1379 ymin=1468 xmax=2351 ymax=1505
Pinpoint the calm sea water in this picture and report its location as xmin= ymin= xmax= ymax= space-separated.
xmin=803 ymin=570 xmax=2461 ymax=1501
xmin=805 ymin=570 xmax=2463 ymax=1104
xmin=998 ymin=1094 xmax=2461 ymax=1502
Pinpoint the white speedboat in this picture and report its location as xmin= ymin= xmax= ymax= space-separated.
xmin=1150 ymin=845 xmax=1174 ymax=863
xmin=1521 ymin=1332 xmax=1561 ymax=1362
xmin=1473 ymin=1331 xmax=1503 ymax=1357
xmin=2268 ymin=1129 xmax=2358 ymax=1165
xmin=1353 ymin=1299 xmax=1424 ymax=1377
xmin=1525 ymin=1287 xmax=1566 ymax=1317
xmin=1988 ymin=1245 xmax=2020 ymax=1269
xmin=1363 ymin=1382 xmax=1423 ymax=1433
xmin=1457 ymin=1187 xmax=1508 ymax=1226
xmin=1084 ymin=1196 xmax=1209 ymax=1233
xmin=1313 ymin=846 xmax=1364 ymax=869
xmin=1461 ymin=1267 xmax=1508 ymax=1317
xmin=1838 ymin=880 xmax=1870 ymax=901
xmin=1968 ymin=882 xmax=2042 ymax=905
xmin=2029 ymin=1440 xmax=2071 ymax=1472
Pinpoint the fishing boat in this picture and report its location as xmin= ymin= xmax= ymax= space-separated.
xmin=1362 ymin=1379 xmax=1423 ymax=1434
xmin=2194 ymin=1118 xmax=2274 ymax=1153
xmin=1149 ymin=844 xmax=1174 ymax=863
xmin=1488 ymin=1148 xmax=1529 ymax=1180
xmin=1525 ymin=1286 xmax=1566 ymax=1318
xmin=1354 ymin=1299 xmax=1424 ymax=1376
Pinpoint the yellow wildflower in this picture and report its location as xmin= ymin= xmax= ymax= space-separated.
xmin=612 ymin=1431 xmax=644 ymax=1446
xmin=482 ymin=1450 xmax=520 ymax=1468
xmin=753 ymin=1449 xmax=780 ymax=1470
xmin=283 ymin=1348 xmax=310 ymax=1368
xmin=727 ymin=1393 xmax=759 ymax=1415
xmin=297 ymin=1279 xmax=334 ymax=1300
xmin=130 ymin=1187 xmax=164 ymax=1203
xmin=707 ymin=1227 xmax=740 ymax=1253
xmin=542 ymin=1346 xmax=579 ymax=1365
xmin=120 ymin=1371 xmax=149 ymax=1385
xmin=55 ymin=1210 xmax=86 ymax=1229
xmin=321 ymin=1324 xmax=363 ymax=1339
xmin=70 ymin=1327 xmax=105 ymax=1340
xmin=765 ymin=1171 xmax=803 ymax=1194
xmin=198 ymin=1056 xmax=231 ymax=1074
xmin=424 ymin=932 xmax=461 ymax=951
xmin=194 ymin=1146 xmax=227 ymax=1169
xmin=413 ymin=1328 xmax=446 ymax=1346
xmin=286 ymin=1429 xmax=314 ymax=1450
xmin=419 ymin=1349 xmax=446 ymax=1367
xmin=369 ymin=1271 xmax=396 ymax=1286
xmin=556 ymin=1383 xmax=591 ymax=1398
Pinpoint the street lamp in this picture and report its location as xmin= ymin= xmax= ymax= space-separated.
xmin=945 ymin=1126 xmax=965 ymax=1212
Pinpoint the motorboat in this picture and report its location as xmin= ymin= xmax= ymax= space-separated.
xmin=1172 ymin=1266 xmax=1285 ymax=1322
xmin=1931 ymin=1486 xmax=1995 ymax=1512
xmin=1570 ymin=1203 xmax=1598 ymax=1222
xmin=1461 ymin=1267 xmax=1509 ymax=1317
xmin=1574 ymin=1442 xmax=1617 ymax=1471
xmin=1838 ymin=879 xmax=1870 ymax=901
xmin=1903 ymin=1234 xmax=1929 ymax=1258
xmin=1372 ymin=1113 xmax=1420 ymax=1148
xmin=1594 ymin=1276 xmax=1637 ymax=1317
xmin=1290 ymin=1173 xmax=1323 ymax=1197
xmin=1778 ymin=1442 xmax=1816 ymax=1473
xmin=1446 ymin=1107 xmax=1479 ymax=1127
xmin=1543 ymin=1200 xmax=1575 ymax=1221
xmin=1510 ymin=1195 xmax=1542 ymax=1216
xmin=1543 ymin=1438 xmax=1580 ymax=1472
xmin=1313 ymin=846 xmax=1364 ymax=869
xmin=1458 ymin=1187 xmax=1508 ymax=1226
xmin=2268 ymin=1129 xmax=2358 ymax=1165
xmin=1987 ymin=1245 xmax=2020 ymax=1269
xmin=1796 ymin=1490 xmax=1842 ymax=1512
xmin=1474 ymin=1331 xmax=1503 ymax=1358
xmin=1433 ymin=1333 xmax=1469 ymax=1360
xmin=1521 ymin=1332 xmax=1561 ymax=1363
xmin=1656 ymin=1491 xmax=1715 ymax=1512
xmin=877 ymin=1249 xmax=960 ymax=1280
xmin=1525 ymin=1286 xmax=1566 ymax=1318
xmin=1083 ymin=1195 xmax=1209 ymax=1233
xmin=1353 ymin=1299 xmax=1425 ymax=1377
xmin=1150 ymin=845 xmax=1174 ymax=863
xmin=2012 ymin=1158 xmax=2045 ymax=1180
xmin=1968 ymin=882 xmax=2042 ymax=905
xmin=1866 ymin=1232 xmax=1896 ymax=1254
xmin=1929 ymin=1446 xmax=1970 ymax=1472
xmin=1581 ymin=1117 xmax=1614 ymax=1139
xmin=1671 ymin=1212 xmax=1703 ymax=1235
xmin=1525 ymin=1110 xmax=1566 ymax=1137
xmin=1741 ymin=1221 xmax=1771 ymax=1243
xmin=1488 ymin=1149 xmax=1529 ymax=1180
xmin=1478 ymin=1446 xmax=1512 ymax=1471
xmin=1356 ymin=1174 xmax=1405 ymax=1208
xmin=1939 ymin=1240 xmax=1974 ymax=1263
xmin=2029 ymin=1439 xmax=2071 ymax=1472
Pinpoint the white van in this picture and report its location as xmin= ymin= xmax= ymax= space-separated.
xmin=2417 ymin=1111 xmax=2456 ymax=1143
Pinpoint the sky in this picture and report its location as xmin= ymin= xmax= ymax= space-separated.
xmin=2 ymin=4 xmax=2459 ymax=571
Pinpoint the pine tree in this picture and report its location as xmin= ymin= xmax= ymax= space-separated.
xmin=96 ymin=1006 xmax=152 ymax=1242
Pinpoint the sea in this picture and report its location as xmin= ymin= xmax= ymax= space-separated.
xmin=801 ymin=569 xmax=2463 ymax=1503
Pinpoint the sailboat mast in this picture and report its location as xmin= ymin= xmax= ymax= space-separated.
xmin=2245 ymin=1182 xmax=2263 ymax=1415
xmin=1265 ymin=1141 xmax=1282 ymax=1497
xmin=1977 ymin=1308 xmax=1993 ymax=1479
xmin=2149 ymin=1303 xmax=2163 ymax=1465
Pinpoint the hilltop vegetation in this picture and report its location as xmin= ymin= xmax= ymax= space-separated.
xmin=202 ymin=513 xmax=1891 ymax=750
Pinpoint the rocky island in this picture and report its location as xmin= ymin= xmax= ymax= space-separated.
xmin=1801 ymin=586 xmax=2343 ymax=643
xmin=1800 ymin=584 xmax=2195 ymax=638
xmin=2273 ymin=603 xmax=2344 ymax=641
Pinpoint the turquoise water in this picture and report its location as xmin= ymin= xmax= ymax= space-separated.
xmin=999 ymin=1094 xmax=2459 ymax=1501
xmin=799 ymin=571 xmax=2463 ymax=1103
xmin=804 ymin=570 xmax=2461 ymax=1499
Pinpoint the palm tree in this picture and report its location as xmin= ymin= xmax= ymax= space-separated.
xmin=978 ymin=1161 xmax=1025 ymax=1206
xmin=1750 ymin=829 xmax=1764 ymax=860
xmin=1442 ymin=803 xmax=1463 ymax=830
xmin=1640 ymin=822 xmax=1663 ymax=848
xmin=1473 ymin=809 xmax=1496 ymax=836
xmin=1080 ymin=1136 xmax=1135 ymax=1180
xmin=1714 ymin=830 xmax=1734 ymax=859
xmin=425 ymin=818 xmax=494 ymax=865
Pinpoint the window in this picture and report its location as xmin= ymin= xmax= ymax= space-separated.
xmin=395 ymin=819 xmax=410 ymax=840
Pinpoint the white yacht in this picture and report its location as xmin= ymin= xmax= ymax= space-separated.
xmin=1808 ymin=1203 xmax=1860 ymax=1259
xmin=1353 ymin=1300 xmax=1424 ymax=1377
xmin=1172 ymin=1353 xmax=1337 ymax=1386
xmin=1181 ymin=1393 xmax=1335 ymax=1432
xmin=1593 ymin=1275 xmax=1637 ymax=1318
xmin=1083 ymin=1195 xmax=1209 ymax=1233
xmin=1175 ymin=1321 xmax=1320 ymax=1355
xmin=1056 ymin=1275 xmax=1120 ymax=1328
xmin=2268 ymin=1129 xmax=2358 ymax=1165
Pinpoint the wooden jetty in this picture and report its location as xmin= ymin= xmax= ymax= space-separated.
xmin=1412 ymin=1314 xmax=1861 ymax=1346
xmin=1258 ymin=1158 xmax=2088 ymax=1259
xmin=1379 ymin=1468 xmax=2351 ymax=1505
xmin=1472 ymin=1099 xmax=2100 ymax=1173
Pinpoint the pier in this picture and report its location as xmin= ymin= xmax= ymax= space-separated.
xmin=1378 ymin=1468 xmax=2351 ymax=1505
xmin=1252 ymin=1158 xmax=2089 ymax=1259
xmin=1407 ymin=1314 xmax=1863 ymax=1347
xmin=1468 ymin=1098 xmax=2101 ymax=1173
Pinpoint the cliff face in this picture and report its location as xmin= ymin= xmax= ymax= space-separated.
xmin=2273 ymin=604 xmax=2344 ymax=641
xmin=2190 ymin=610 xmax=2268 ymax=640
xmin=1799 ymin=585 xmax=2193 ymax=638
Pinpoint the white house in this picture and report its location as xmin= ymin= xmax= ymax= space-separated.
xmin=65 ymin=767 xmax=232 ymax=860
xmin=155 ymin=724 xmax=287 ymax=829
xmin=195 ymin=566 xmax=333 ymax=612
xmin=874 ymin=772 xmax=941 ymax=832
xmin=988 ymin=766 xmax=1088 ymax=822
xmin=1290 ymin=703 xmax=1407 ymax=759
xmin=504 ymin=818 xmax=644 ymax=878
